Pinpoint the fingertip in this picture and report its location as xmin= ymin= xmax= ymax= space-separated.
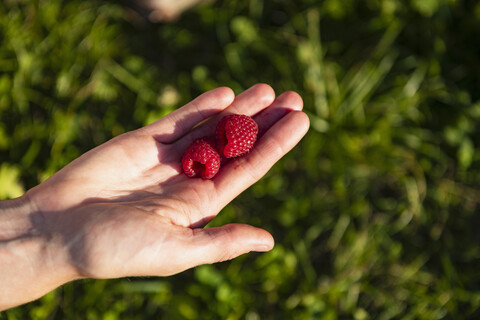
xmin=192 ymin=223 xmax=274 ymax=262
xmin=277 ymin=90 xmax=304 ymax=111
xmin=249 ymin=83 xmax=276 ymax=105
xmin=277 ymin=110 xmax=310 ymax=144
xmin=253 ymin=91 xmax=304 ymax=137
xmin=293 ymin=110 xmax=311 ymax=135
xmin=252 ymin=231 xmax=275 ymax=252
xmin=211 ymin=86 xmax=235 ymax=105
xmin=253 ymin=82 xmax=276 ymax=95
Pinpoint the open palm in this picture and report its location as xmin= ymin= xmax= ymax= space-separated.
xmin=26 ymin=84 xmax=310 ymax=280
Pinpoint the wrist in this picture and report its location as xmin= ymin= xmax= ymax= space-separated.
xmin=0 ymin=194 xmax=78 ymax=310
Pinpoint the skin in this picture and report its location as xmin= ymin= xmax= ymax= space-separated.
xmin=136 ymin=0 xmax=212 ymax=22
xmin=0 ymin=84 xmax=310 ymax=310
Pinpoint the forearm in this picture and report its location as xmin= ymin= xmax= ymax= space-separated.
xmin=0 ymin=196 xmax=76 ymax=311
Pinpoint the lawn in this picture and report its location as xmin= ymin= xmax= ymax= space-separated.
xmin=1 ymin=0 xmax=480 ymax=319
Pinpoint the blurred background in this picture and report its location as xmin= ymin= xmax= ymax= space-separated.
xmin=1 ymin=0 xmax=480 ymax=318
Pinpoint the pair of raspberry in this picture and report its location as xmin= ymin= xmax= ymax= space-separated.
xmin=182 ymin=114 xmax=258 ymax=179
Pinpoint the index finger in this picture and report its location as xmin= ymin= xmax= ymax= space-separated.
xmin=143 ymin=87 xmax=235 ymax=143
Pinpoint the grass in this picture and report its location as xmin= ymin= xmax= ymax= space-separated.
xmin=1 ymin=0 xmax=480 ymax=319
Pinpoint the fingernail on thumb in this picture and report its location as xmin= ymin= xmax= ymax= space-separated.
xmin=252 ymin=244 xmax=272 ymax=252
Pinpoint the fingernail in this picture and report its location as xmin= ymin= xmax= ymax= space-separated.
xmin=252 ymin=244 xmax=272 ymax=252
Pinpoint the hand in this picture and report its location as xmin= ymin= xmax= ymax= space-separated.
xmin=0 ymin=84 xmax=310 ymax=310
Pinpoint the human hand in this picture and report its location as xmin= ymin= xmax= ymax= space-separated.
xmin=0 ymin=84 xmax=309 ymax=310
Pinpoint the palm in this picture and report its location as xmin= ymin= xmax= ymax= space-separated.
xmin=26 ymin=84 xmax=310 ymax=278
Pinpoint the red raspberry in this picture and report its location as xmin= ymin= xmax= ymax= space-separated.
xmin=182 ymin=137 xmax=220 ymax=179
xmin=215 ymin=114 xmax=258 ymax=158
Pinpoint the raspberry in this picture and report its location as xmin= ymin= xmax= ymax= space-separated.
xmin=182 ymin=137 xmax=220 ymax=179
xmin=215 ymin=114 xmax=258 ymax=158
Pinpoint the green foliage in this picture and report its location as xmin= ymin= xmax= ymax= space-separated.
xmin=0 ymin=163 xmax=24 ymax=198
xmin=2 ymin=0 xmax=480 ymax=318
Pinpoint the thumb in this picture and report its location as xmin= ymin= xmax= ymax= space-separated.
xmin=187 ymin=223 xmax=274 ymax=266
